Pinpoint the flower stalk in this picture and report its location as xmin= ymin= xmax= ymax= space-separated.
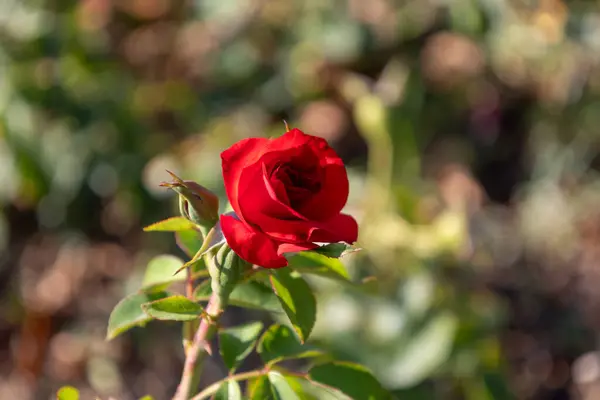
xmin=173 ymin=257 xmax=224 ymax=400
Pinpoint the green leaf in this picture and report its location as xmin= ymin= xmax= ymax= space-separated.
xmin=248 ymin=375 xmax=274 ymax=400
xmin=281 ymin=375 xmax=306 ymax=396
xmin=268 ymin=371 xmax=300 ymax=400
xmin=174 ymin=221 xmax=227 ymax=275
xmin=195 ymin=280 xmax=282 ymax=313
xmin=385 ymin=312 xmax=457 ymax=387
xmin=141 ymin=255 xmax=186 ymax=292
xmin=287 ymin=376 xmax=348 ymax=400
xmin=57 ymin=386 xmax=79 ymax=400
xmin=309 ymin=362 xmax=391 ymax=400
xmin=270 ymin=269 xmax=317 ymax=343
xmin=247 ymin=373 xmax=307 ymax=400
xmin=142 ymin=295 xmax=203 ymax=321
xmin=257 ymin=324 xmax=324 ymax=365
xmin=143 ymin=216 xmax=195 ymax=232
xmin=213 ymin=380 xmax=242 ymax=400
xmin=138 ymin=396 xmax=155 ymax=400
xmin=286 ymin=251 xmax=350 ymax=282
xmin=313 ymin=243 xmax=360 ymax=258
xmin=176 ymin=229 xmax=203 ymax=257
xmin=107 ymin=291 xmax=170 ymax=340
xmin=219 ymin=321 xmax=264 ymax=372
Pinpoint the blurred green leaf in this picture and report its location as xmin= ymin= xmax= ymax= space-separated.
xmin=287 ymin=251 xmax=350 ymax=282
xmin=141 ymin=255 xmax=186 ymax=292
xmin=141 ymin=295 xmax=203 ymax=321
xmin=143 ymin=216 xmax=195 ymax=232
xmin=268 ymin=371 xmax=300 ymax=400
xmin=213 ymin=380 xmax=242 ymax=400
xmin=312 ymin=243 xmax=359 ymax=259
xmin=257 ymin=324 xmax=324 ymax=365
xmin=176 ymin=229 xmax=203 ymax=257
xmin=57 ymin=386 xmax=79 ymax=400
xmin=281 ymin=375 xmax=309 ymax=398
xmin=309 ymin=362 xmax=391 ymax=400
xmin=106 ymin=291 xmax=170 ymax=340
xmin=195 ymin=280 xmax=282 ymax=313
xmin=386 ymin=312 xmax=457 ymax=387
xmin=291 ymin=377 xmax=350 ymax=400
xmin=270 ymin=269 xmax=317 ymax=343
xmin=219 ymin=321 xmax=263 ymax=372
xmin=248 ymin=375 xmax=274 ymax=400
xmin=138 ymin=396 xmax=155 ymax=400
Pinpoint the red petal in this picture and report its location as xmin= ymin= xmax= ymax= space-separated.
xmin=308 ymin=213 xmax=358 ymax=244
xmin=237 ymin=162 xmax=313 ymax=242
xmin=277 ymin=242 xmax=319 ymax=256
xmin=298 ymin=162 xmax=349 ymax=221
xmin=220 ymin=214 xmax=288 ymax=269
xmin=262 ymin=130 xmax=350 ymax=221
xmin=267 ymin=128 xmax=312 ymax=151
xmin=221 ymin=137 xmax=269 ymax=219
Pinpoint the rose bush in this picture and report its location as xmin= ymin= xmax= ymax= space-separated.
xmin=220 ymin=128 xmax=358 ymax=268
xmin=95 ymin=129 xmax=391 ymax=400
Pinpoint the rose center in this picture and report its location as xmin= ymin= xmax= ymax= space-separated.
xmin=271 ymin=163 xmax=321 ymax=208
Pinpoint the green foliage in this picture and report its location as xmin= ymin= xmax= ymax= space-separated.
xmin=213 ymin=380 xmax=242 ymax=400
xmin=389 ymin=312 xmax=457 ymax=387
xmin=313 ymin=243 xmax=359 ymax=258
xmin=106 ymin=291 xmax=170 ymax=340
xmin=248 ymin=375 xmax=273 ymax=399
xmin=219 ymin=321 xmax=263 ymax=372
xmin=247 ymin=373 xmax=301 ymax=400
xmin=141 ymin=295 xmax=204 ymax=321
xmin=143 ymin=217 xmax=196 ymax=232
xmin=56 ymin=386 xmax=79 ymax=400
xmin=176 ymin=229 xmax=204 ymax=257
xmin=141 ymin=255 xmax=186 ymax=292
xmin=266 ymin=371 xmax=301 ymax=400
xmin=287 ymin=251 xmax=350 ymax=282
xmin=270 ymin=269 xmax=317 ymax=343
xmin=257 ymin=324 xmax=324 ymax=365
xmin=173 ymin=221 xmax=228 ymax=277
xmin=309 ymin=362 xmax=391 ymax=400
xmin=195 ymin=280 xmax=282 ymax=312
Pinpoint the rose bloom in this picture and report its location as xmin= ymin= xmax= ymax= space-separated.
xmin=220 ymin=128 xmax=358 ymax=268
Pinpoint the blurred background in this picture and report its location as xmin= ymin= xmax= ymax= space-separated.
xmin=2 ymin=0 xmax=600 ymax=399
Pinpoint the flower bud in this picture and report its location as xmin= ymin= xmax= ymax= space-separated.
xmin=208 ymin=243 xmax=250 ymax=308
xmin=160 ymin=171 xmax=219 ymax=230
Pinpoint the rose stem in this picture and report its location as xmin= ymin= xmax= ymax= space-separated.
xmin=174 ymin=250 xmax=225 ymax=400
xmin=173 ymin=291 xmax=223 ymax=400
xmin=182 ymin=266 xmax=195 ymax=352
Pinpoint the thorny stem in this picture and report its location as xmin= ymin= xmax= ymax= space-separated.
xmin=173 ymin=255 xmax=224 ymax=400
xmin=182 ymin=265 xmax=197 ymax=352
xmin=173 ymin=292 xmax=223 ymax=400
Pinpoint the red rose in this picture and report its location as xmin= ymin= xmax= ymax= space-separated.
xmin=220 ymin=128 xmax=358 ymax=268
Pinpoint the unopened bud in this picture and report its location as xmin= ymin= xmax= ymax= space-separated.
xmin=160 ymin=171 xmax=219 ymax=230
